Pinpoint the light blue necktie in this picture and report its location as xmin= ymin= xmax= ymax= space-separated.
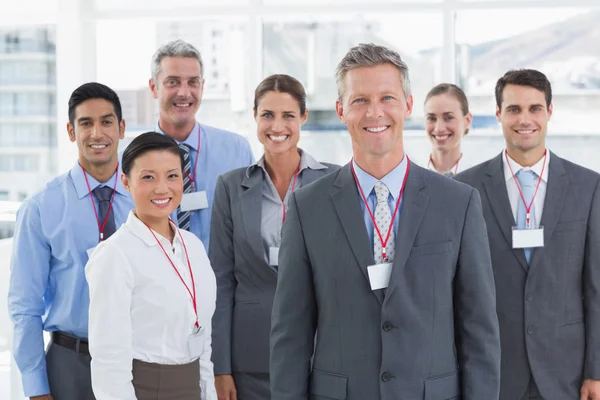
xmin=516 ymin=169 xmax=538 ymax=263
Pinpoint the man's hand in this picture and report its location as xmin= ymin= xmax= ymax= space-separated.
xmin=30 ymin=396 xmax=53 ymax=400
xmin=215 ymin=374 xmax=237 ymax=400
xmin=581 ymin=379 xmax=600 ymax=400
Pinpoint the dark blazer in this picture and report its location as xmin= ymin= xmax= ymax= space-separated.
xmin=270 ymin=161 xmax=501 ymax=400
xmin=456 ymin=152 xmax=600 ymax=400
xmin=209 ymin=157 xmax=339 ymax=375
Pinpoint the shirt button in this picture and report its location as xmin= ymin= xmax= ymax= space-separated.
xmin=527 ymin=326 xmax=533 ymax=335
xmin=526 ymin=293 xmax=533 ymax=302
xmin=382 ymin=322 xmax=393 ymax=332
xmin=381 ymin=372 xmax=394 ymax=382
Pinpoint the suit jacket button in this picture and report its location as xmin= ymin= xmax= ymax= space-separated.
xmin=381 ymin=372 xmax=394 ymax=382
xmin=526 ymin=293 xmax=533 ymax=302
xmin=527 ymin=326 xmax=533 ymax=335
xmin=382 ymin=322 xmax=393 ymax=331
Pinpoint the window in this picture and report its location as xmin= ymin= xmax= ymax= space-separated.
xmin=97 ymin=18 xmax=251 ymax=133
xmin=263 ymin=12 xmax=443 ymax=165
xmin=455 ymin=8 xmax=599 ymax=134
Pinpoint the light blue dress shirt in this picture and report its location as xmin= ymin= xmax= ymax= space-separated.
xmin=8 ymin=162 xmax=133 ymax=397
xmin=351 ymin=156 xmax=409 ymax=250
xmin=157 ymin=121 xmax=255 ymax=251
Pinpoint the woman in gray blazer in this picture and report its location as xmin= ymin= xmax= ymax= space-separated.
xmin=209 ymin=74 xmax=339 ymax=400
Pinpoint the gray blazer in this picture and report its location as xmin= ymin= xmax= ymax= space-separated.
xmin=270 ymin=161 xmax=501 ymax=400
xmin=209 ymin=161 xmax=339 ymax=375
xmin=456 ymin=152 xmax=600 ymax=400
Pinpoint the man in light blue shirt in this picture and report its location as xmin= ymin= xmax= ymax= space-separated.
xmin=8 ymin=82 xmax=134 ymax=400
xmin=149 ymin=39 xmax=254 ymax=250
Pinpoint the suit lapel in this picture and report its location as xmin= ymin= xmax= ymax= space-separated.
xmin=299 ymin=168 xmax=325 ymax=186
xmin=331 ymin=164 xmax=383 ymax=304
xmin=240 ymin=170 xmax=274 ymax=273
xmin=385 ymin=163 xmax=429 ymax=301
xmin=528 ymin=153 xmax=569 ymax=273
xmin=482 ymin=154 xmax=529 ymax=272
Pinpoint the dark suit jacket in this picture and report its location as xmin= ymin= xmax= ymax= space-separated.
xmin=270 ymin=161 xmax=501 ymax=400
xmin=456 ymin=152 xmax=600 ymax=400
xmin=209 ymin=159 xmax=339 ymax=375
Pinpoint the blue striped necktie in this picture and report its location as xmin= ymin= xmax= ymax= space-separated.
xmin=177 ymin=143 xmax=193 ymax=230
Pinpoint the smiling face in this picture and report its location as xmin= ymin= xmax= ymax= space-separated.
xmin=121 ymin=149 xmax=184 ymax=223
xmin=335 ymin=63 xmax=413 ymax=165
xmin=255 ymin=90 xmax=307 ymax=155
xmin=67 ymin=98 xmax=125 ymax=172
xmin=149 ymin=56 xmax=203 ymax=137
xmin=424 ymin=93 xmax=472 ymax=153
xmin=496 ymin=84 xmax=552 ymax=158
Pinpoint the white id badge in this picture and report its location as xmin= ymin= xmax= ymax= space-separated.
xmin=512 ymin=227 xmax=544 ymax=248
xmin=367 ymin=263 xmax=393 ymax=290
xmin=86 ymin=246 xmax=97 ymax=258
xmin=180 ymin=191 xmax=209 ymax=212
xmin=188 ymin=329 xmax=205 ymax=358
xmin=269 ymin=247 xmax=280 ymax=266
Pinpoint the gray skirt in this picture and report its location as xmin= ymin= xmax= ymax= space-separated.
xmin=132 ymin=359 xmax=200 ymax=400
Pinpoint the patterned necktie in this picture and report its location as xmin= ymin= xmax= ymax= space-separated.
xmin=373 ymin=181 xmax=395 ymax=264
xmin=92 ymin=186 xmax=116 ymax=240
xmin=442 ymin=170 xmax=455 ymax=178
xmin=516 ymin=169 xmax=538 ymax=264
xmin=177 ymin=143 xmax=193 ymax=231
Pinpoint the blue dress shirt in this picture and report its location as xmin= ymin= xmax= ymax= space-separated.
xmin=8 ymin=162 xmax=134 ymax=397
xmin=157 ymin=121 xmax=254 ymax=250
xmin=351 ymin=156 xmax=409 ymax=251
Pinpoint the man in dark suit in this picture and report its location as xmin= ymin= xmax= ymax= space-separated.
xmin=456 ymin=69 xmax=600 ymax=400
xmin=269 ymin=43 xmax=501 ymax=400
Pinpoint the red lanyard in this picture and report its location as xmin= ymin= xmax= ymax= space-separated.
xmin=82 ymin=164 xmax=119 ymax=241
xmin=505 ymin=150 xmax=547 ymax=229
xmin=145 ymin=220 xmax=199 ymax=329
xmin=183 ymin=125 xmax=201 ymax=190
xmin=428 ymin=153 xmax=462 ymax=175
xmin=351 ymin=158 xmax=411 ymax=261
xmin=282 ymin=164 xmax=301 ymax=223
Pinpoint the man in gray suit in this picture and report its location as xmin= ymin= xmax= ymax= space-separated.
xmin=270 ymin=43 xmax=501 ymax=400
xmin=456 ymin=69 xmax=600 ymax=400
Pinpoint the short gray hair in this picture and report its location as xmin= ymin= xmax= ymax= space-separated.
xmin=335 ymin=43 xmax=411 ymax=101
xmin=151 ymin=39 xmax=204 ymax=82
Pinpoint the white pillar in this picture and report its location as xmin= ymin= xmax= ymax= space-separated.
xmin=440 ymin=5 xmax=456 ymax=83
xmin=55 ymin=0 xmax=97 ymax=174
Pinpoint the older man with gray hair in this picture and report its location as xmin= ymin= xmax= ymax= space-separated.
xmin=149 ymin=39 xmax=254 ymax=250
xmin=269 ymin=43 xmax=501 ymax=400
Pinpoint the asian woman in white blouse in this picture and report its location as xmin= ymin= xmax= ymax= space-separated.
xmin=85 ymin=132 xmax=217 ymax=400
xmin=424 ymin=83 xmax=473 ymax=176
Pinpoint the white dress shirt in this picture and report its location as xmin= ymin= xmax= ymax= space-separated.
xmin=426 ymin=154 xmax=471 ymax=175
xmin=86 ymin=211 xmax=217 ymax=400
xmin=502 ymin=149 xmax=550 ymax=227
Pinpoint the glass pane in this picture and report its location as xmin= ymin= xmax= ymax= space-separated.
xmin=97 ymin=18 xmax=252 ymax=148
xmin=95 ymin=0 xmax=248 ymax=11
xmin=455 ymin=8 xmax=599 ymax=135
xmin=265 ymin=0 xmax=440 ymax=3
xmin=263 ymin=12 xmax=443 ymax=165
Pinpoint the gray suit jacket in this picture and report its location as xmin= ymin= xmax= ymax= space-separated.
xmin=270 ymin=161 xmax=501 ymax=400
xmin=209 ymin=162 xmax=339 ymax=375
xmin=456 ymin=152 xmax=600 ymax=400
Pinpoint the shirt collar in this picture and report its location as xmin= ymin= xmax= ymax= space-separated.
xmin=125 ymin=210 xmax=181 ymax=247
xmin=352 ymin=156 xmax=408 ymax=201
xmin=245 ymin=148 xmax=326 ymax=178
xmin=156 ymin=121 xmax=200 ymax=152
xmin=71 ymin=161 xmax=128 ymax=200
xmin=503 ymin=149 xmax=550 ymax=183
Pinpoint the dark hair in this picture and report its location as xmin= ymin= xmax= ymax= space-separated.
xmin=68 ymin=82 xmax=123 ymax=125
xmin=253 ymin=74 xmax=307 ymax=115
xmin=495 ymin=69 xmax=552 ymax=110
xmin=425 ymin=83 xmax=470 ymax=135
xmin=121 ymin=132 xmax=184 ymax=176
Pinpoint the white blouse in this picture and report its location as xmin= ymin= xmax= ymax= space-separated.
xmin=86 ymin=211 xmax=217 ymax=400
